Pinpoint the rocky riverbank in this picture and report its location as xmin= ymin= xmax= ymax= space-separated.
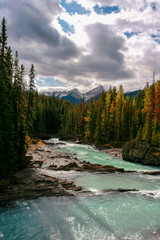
xmin=1 ymin=140 xmax=160 ymax=203
xmin=100 ymin=148 xmax=122 ymax=158
xmin=27 ymin=144 xmax=126 ymax=173
xmin=0 ymin=143 xmax=126 ymax=203
xmin=0 ymin=168 xmax=82 ymax=203
xmin=122 ymin=140 xmax=160 ymax=167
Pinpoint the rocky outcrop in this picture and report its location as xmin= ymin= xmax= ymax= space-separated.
xmin=29 ymin=145 xmax=126 ymax=173
xmin=100 ymin=148 xmax=122 ymax=158
xmin=49 ymin=161 xmax=125 ymax=173
xmin=0 ymin=168 xmax=82 ymax=202
xmin=3 ymin=141 xmax=156 ymax=203
xmin=122 ymin=140 xmax=160 ymax=167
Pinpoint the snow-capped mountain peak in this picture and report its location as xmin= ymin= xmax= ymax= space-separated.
xmin=68 ymin=88 xmax=83 ymax=99
xmin=84 ymin=85 xmax=104 ymax=100
xmin=43 ymin=85 xmax=105 ymax=104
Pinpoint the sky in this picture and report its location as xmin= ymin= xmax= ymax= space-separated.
xmin=0 ymin=0 xmax=160 ymax=93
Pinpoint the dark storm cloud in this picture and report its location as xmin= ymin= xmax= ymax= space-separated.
xmin=0 ymin=0 xmax=79 ymax=67
xmin=5 ymin=1 xmax=60 ymax=46
xmin=81 ymin=23 xmax=133 ymax=80
xmin=0 ymin=1 xmax=133 ymax=86
xmin=50 ymin=23 xmax=133 ymax=82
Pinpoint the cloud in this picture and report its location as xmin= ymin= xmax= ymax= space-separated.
xmin=46 ymin=23 xmax=133 ymax=83
xmin=1 ymin=0 xmax=160 ymax=93
xmin=0 ymin=0 xmax=79 ymax=71
xmin=79 ymin=23 xmax=133 ymax=80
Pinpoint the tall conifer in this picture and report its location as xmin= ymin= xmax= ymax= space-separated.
xmin=0 ymin=18 xmax=16 ymax=175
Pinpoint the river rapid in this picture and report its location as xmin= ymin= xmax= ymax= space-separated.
xmin=0 ymin=138 xmax=160 ymax=240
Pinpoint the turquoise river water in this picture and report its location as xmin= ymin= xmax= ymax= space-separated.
xmin=0 ymin=138 xmax=160 ymax=240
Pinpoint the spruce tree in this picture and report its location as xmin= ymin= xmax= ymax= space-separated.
xmin=26 ymin=64 xmax=36 ymax=135
xmin=0 ymin=18 xmax=17 ymax=176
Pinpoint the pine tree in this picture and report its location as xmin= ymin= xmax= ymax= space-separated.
xmin=142 ymin=82 xmax=155 ymax=143
xmin=115 ymin=85 xmax=125 ymax=143
xmin=85 ymin=99 xmax=96 ymax=142
xmin=13 ymin=54 xmax=28 ymax=164
xmin=101 ymin=89 xmax=111 ymax=143
xmin=79 ymin=97 xmax=86 ymax=139
xmin=0 ymin=18 xmax=17 ymax=175
xmin=152 ymin=80 xmax=160 ymax=146
xmin=26 ymin=64 xmax=36 ymax=135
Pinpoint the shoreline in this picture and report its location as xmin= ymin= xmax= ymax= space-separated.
xmin=1 ymin=141 xmax=160 ymax=204
xmin=97 ymin=147 xmax=122 ymax=158
xmin=58 ymin=137 xmax=123 ymax=158
xmin=0 ymin=143 xmax=128 ymax=203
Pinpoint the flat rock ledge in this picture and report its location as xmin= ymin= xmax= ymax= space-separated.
xmin=49 ymin=161 xmax=126 ymax=173
xmin=0 ymin=168 xmax=82 ymax=203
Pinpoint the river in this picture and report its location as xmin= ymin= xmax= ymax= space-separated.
xmin=0 ymin=138 xmax=160 ymax=240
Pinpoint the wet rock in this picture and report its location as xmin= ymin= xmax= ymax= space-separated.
xmin=101 ymin=148 xmax=122 ymax=158
xmin=141 ymin=171 xmax=160 ymax=175
xmin=81 ymin=163 xmax=124 ymax=173
xmin=49 ymin=159 xmax=125 ymax=173
xmin=55 ymin=162 xmax=80 ymax=171
xmin=122 ymin=140 xmax=160 ymax=167
xmin=0 ymin=169 xmax=82 ymax=203
xmin=102 ymin=188 xmax=138 ymax=193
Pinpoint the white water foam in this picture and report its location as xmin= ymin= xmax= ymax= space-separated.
xmin=139 ymin=189 xmax=160 ymax=199
xmin=0 ymin=234 xmax=4 ymax=238
xmin=44 ymin=138 xmax=60 ymax=144
xmin=38 ymin=168 xmax=82 ymax=180
xmin=140 ymin=174 xmax=160 ymax=180
xmin=89 ymin=188 xmax=102 ymax=195
xmin=47 ymin=138 xmax=95 ymax=150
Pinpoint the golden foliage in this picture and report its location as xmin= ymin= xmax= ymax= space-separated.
xmin=36 ymin=140 xmax=45 ymax=147
xmin=25 ymin=135 xmax=32 ymax=150
xmin=25 ymin=136 xmax=45 ymax=151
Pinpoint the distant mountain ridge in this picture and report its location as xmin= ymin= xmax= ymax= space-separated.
xmin=124 ymin=90 xmax=141 ymax=98
xmin=42 ymin=86 xmax=141 ymax=104
xmin=43 ymin=85 xmax=104 ymax=104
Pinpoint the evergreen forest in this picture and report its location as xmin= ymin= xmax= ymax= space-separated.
xmin=0 ymin=18 xmax=160 ymax=176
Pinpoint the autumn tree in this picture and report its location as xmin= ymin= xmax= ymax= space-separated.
xmin=115 ymin=85 xmax=125 ymax=143
xmin=152 ymin=80 xmax=160 ymax=145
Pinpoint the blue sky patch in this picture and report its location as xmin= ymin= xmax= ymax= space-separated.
xmin=151 ymin=2 xmax=157 ymax=11
xmin=58 ymin=18 xmax=75 ymax=34
xmin=60 ymin=0 xmax=90 ymax=15
xmin=124 ymin=32 xmax=140 ymax=38
xmin=151 ymin=34 xmax=160 ymax=44
xmin=37 ymin=77 xmax=67 ymax=88
xmin=93 ymin=5 xmax=120 ymax=15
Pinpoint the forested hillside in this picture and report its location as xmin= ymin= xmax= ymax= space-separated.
xmin=0 ymin=18 xmax=36 ymax=176
xmin=1 ymin=18 xmax=160 ymax=176
xmin=49 ymin=83 xmax=160 ymax=147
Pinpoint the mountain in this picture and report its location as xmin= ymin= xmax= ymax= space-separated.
xmin=84 ymin=85 xmax=104 ymax=101
xmin=61 ymin=88 xmax=83 ymax=104
xmin=42 ymin=87 xmax=141 ymax=104
xmin=124 ymin=90 xmax=141 ymax=98
xmin=49 ymin=85 xmax=104 ymax=104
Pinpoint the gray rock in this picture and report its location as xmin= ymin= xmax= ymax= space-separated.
xmin=122 ymin=140 xmax=160 ymax=167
